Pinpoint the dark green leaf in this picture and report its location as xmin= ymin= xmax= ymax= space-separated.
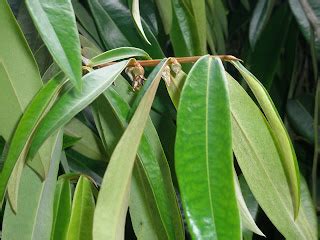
xmin=249 ymin=0 xmax=275 ymax=48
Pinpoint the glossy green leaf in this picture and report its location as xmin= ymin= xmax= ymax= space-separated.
xmin=2 ymin=130 xmax=63 ymax=240
xmin=88 ymin=47 xmax=151 ymax=67
xmin=154 ymin=0 xmax=172 ymax=34
xmin=26 ymin=0 xmax=82 ymax=89
xmin=175 ymin=56 xmax=241 ymax=239
xmin=0 ymin=73 xmax=67 ymax=209
xmin=93 ymin=59 xmax=169 ymax=239
xmin=66 ymin=176 xmax=95 ymax=240
xmin=51 ymin=177 xmax=72 ymax=240
xmin=88 ymin=0 xmax=164 ymax=58
xmin=129 ymin=0 xmax=151 ymax=44
xmin=92 ymin=84 xmax=184 ymax=239
xmin=227 ymin=74 xmax=316 ymax=239
xmin=28 ymin=60 xmax=129 ymax=159
xmin=231 ymin=61 xmax=300 ymax=218
xmin=64 ymin=118 xmax=105 ymax=161
xmin=246 ymin=5 xmax=292 ymax=90
xmin=249 ymin=0 xmax=275 ymax=48
xmin=234 ymin=172 xmax=264 ymax=236
xmin=170 ymin=0 xmax=205 ymax=57
xmin=288 ymin=0 xmax=320 ymax=57
xmin=287 ymin=98 xmax=316 ymax=144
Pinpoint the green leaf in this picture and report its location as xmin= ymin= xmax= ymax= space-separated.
xmin=189 ymin=0 xmax=206 ymax=54
xmin=64 ymin=118 xmax=105 ymax=161
xmin=28 ymin=60 xmax=129 ymax=159
xmin=170 ymin=0 xmax=205 ymax=57
xmin=231 ymin=61 xmax=300 ymax=218
xmin=92 ymin=84 xmax=184 ymax=239
xmin=175 ymin=56 xmax=241 ymax=239
xmin=0 ymin=0 xmax=42 ymax=141
xmin=249 ymin=0 xmax=275 ymax=48
xmin=93 ymin=59 xmax=169 ymax=239
xmin=166 ymin=70 xmax=187 ymax=109
xmin=238 ymin=175 xmax=260 ymax=240
xmin=26 ymin=0 xmax=82 ymax=89
xmin=234 ymin=172 xmax=264 ymax=237
xmin=66 ymin=176 xmax=95 ymax=240
xmin=287 ymin=98 xmax=316 ymax=144
xmin=129 ymin=168 xmax=158 ymax=239
xmin=88 ymin=0 xmax=164 ymax=58
xmin=246 ymin=4 xmax=292 ymax=90
xmin=227 ymin=74 xmax=316 ymax=239
xmin=0 ymin=73 xmax=67 ymax=209
xmin=288 ymin=0 xmax=320 ymax=57
xmin=129 ymin=0 xmax=151 ymax=44
xmin=51 ymin=177 xmax=72 ymax=240
xmin=88 ymin=47 xmax=151 ymax=67
xmin=154 ymin=0 xmax=172 ymax=34
xmin=2 ymin=130 xmax=63 ymax=240
xmin=71 ymin=0 xmax=103 ymax=49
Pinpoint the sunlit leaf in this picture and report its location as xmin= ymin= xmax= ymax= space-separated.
xmin=175 ymin=56 xmax=241 ymax=239
xmin=26 ymin=0 xmax=82 ymax=89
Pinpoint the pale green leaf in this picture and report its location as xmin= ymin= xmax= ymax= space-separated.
xmin=93 ymin=59 xmax=169 ymax=239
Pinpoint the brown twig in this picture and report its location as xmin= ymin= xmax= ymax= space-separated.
xmin=94 ymin=55 xmax=241 ymax=68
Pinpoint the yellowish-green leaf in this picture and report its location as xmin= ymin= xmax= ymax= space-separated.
xmin=93 ymin=59 xmax=169 ymax=239
xmin=231 ymin=61 xmax=300 ymax=218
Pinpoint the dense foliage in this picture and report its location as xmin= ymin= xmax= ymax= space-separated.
xmin=0 ymin=0 xmax=319 ymax=239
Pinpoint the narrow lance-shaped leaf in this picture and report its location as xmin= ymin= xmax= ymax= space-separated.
xmin=249 ymin=0 xmax=275 ymax=48
xmin=93 ymin=59 xmax=169 ymax=239
xmin=26 ymin=0 xmax=82 ymax=89
xmin=96 ymin=85 xmax=184 ymax=239
xmin=88 ymin=47 xmax=151 ymax=67
xmin=0 ymin=73 xmax=67 ymax=209
xmin=66 ymin=176 xmax=95 ymax=240
xmin=227 ymin=74 xmax=316 ymax=239
xmin=154 ymin=0 xmax=172 ymax=34
xmin=51 ymin=177 xmax=72 ymax=240
xmin=234 ymin=171 xmax=264 ymax=237
xmin=231 ymin=61 xmax=300 ymax=218
xmin=28 ymin=60 xmax=130 ymax=159
xmin=129 ymin=0 xmax=151 ymax=44
xmin=175 ymin=56 xmax=241 ymax=239
xmin=2 ymin=130 xmax=63 ymax=240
